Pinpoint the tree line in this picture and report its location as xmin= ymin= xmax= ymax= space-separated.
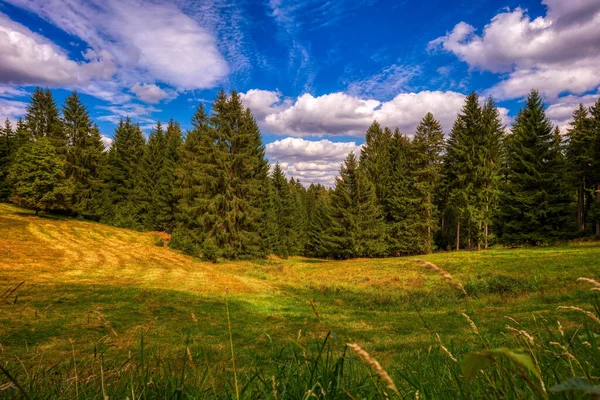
xmin=1 ymin=88 xmax=599 ymax=260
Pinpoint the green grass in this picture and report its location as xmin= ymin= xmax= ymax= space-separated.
xmin=0 ymin=202 xmax=599 ymax=398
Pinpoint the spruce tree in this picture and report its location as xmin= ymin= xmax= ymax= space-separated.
xmin=386 ymin=130 xmax=421 ymax=255
xmin=8 ymin=138 xmax=72 ymax=214
xmin=589 ymin=98 xmax=600 ymax=235
xmin=360 ymin=121 xmax=392 ymax=208
xmin=479 ymin=97 xmax=505 ymax=248
xmin=499 ymin=90 xmax=572 ymax=245
xmin=172 ymin=92 xmax=269 ymax=260
xmin=327 ymin=153 xmax=387 ymax=259
xmin=442 ymin=92 xmax=485 ymax=250
xmin=25 ymin=88 xmax=64 ymax=146
xmin=157 ymin=119 xmax=183 ymax=232
xmin=171 ymin=105 xmax=211 ymax=255
xmin=102 ymin=118 xmax=146 ymax=227
xmin=137 ymin=122 xmax=167 ymax=230
xmin=410 ymin=112 xmax=445 ymax=253
xmin=63 ymin=91 xmax=106 ymax=217
xmin=305 ymin=183 xmax=333 ymax=258
xmin=269 ymin=164 xmax=295 ymax=256
xmin=0 ymin=119 xmax=16 ymax=201
xmin=566 ymin=104 xmax=595 ymax=233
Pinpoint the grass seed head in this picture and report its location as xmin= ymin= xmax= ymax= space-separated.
xmin=557 ymin=306 xmax=600 ymax=325
xmin=462 ymin=313 xmax=479 ymax=335
xmin=347 ymin=343 xmax=398 ymax=394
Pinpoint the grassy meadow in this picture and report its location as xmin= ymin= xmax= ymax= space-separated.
xmin=0 ymin=202 xmax=599 ymax=398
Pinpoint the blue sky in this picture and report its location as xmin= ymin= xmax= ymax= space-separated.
xmin=0 ymin=0 xmax=599 ymax=185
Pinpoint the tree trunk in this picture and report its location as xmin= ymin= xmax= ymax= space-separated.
xmin=35 ymin=209 xmax=39 ymax=216
xmin=577 ymin=179 xmax=585 ymax=232
xmin=484 ymin=223 xmax=489 ymax=250
xmin=477 ymin=221 xmax=481 ymax=251
xmin=456 ymin=215 xmax=460 ymax=251
xmin=426 ymin=193 xmax=431 ymax=253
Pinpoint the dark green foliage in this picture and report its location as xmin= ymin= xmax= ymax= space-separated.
xmin=499 ymin=90 xmax=573 ymax=245
xmin=305 ymin=183 xmax=333 ymax=258
xmin=326 ymin=153 xmax=387 ymax=259
xmin=7 ymin=138 xmax=73 ymax=214
xmin=589 ymin=99 xmax=600 ymax=235
xmin=137 ymin=122 xmax=167 ymax=229
xmin=171 ymin=91 xmax=269 ymax=260
xmin=25 ymin=88 xmax=64 ymax=146
xmin=410 ymin=112 xmax=445 ymax=253
xmin=0 ymin=119 xmax=16 ymax=201
xmin=269 ymin=164 xmax=297 ymax=256
xmin=360 ymin=121 xmax=392 ymax=207
xmin=385 ymin=130 xmax=421 ymax=255
xmin=102 ymin=118 xmax=146 ymax=228
xmin=63 ymin=91 xmax=106 ymax=218
xmin=566 ymin=103 xmax=597 ymax=234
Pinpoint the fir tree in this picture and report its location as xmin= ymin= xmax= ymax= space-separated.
xmin=172 ymin=92 xmax=269 ymax=260
xmin=410 ymin=112 xmax=445 ymax=253
xmin=8 ymin=138 xmax=73 ymax=214
xmin=305 ymin=183 xmax=333 ymax=258
xmin=102 ymin=118 xmax=146 ymax=227
xmin=63 ymin=91 xmax=106 ymax=217
xmin=385 ymin=130 xmax=421 ymax=255
xmin=479 ymin=97 xmax=505 ymax=248
xmin=269 ymin=164 xmax=295 ymax=256
xmin=171 ymin=105 xmax=211 ymax=255
xmin=443 ymin=92 xmax=484 ymax=250
xmin=137 ymin=122 xmax=167 ymax=230
xmin=499 ymin=90 xmax=572 ymax=245
xmin=157 ymin=119 xmax=183 ymax=232
xmin=0 ymin=119 xmax=16 ymax=201
xmin=589 ymin=98 xmax=600 ymax=235
xmin=25 ymin=88 xmax=64 ymax=145
xmin=566 ymin=104 xmax=595 ymax=233
xmin=327 ymin=153 xmax=387 ymax=259
xmin=360 ymin=121 xmax=392 ymax=208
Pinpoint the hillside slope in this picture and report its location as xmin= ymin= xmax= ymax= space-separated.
xmin=1 ymin=203 xmax=599 ymax=397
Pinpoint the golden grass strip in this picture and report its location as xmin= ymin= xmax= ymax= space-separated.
xmin=347 ymin=343 xmax=399 ymax=394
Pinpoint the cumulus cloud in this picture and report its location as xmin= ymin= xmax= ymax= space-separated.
xmin=3 ymin=0 xmax=228 ymax=96
xmin=242 ymin=89 xmax=470 ymax=137
xmin=266 ymin=137 xmax=362 ymax=186
xmin=131 ymin=83 xmax=170 ymax=103
xmin=429 ymin=0 xmax=600 ymax=99
xmin=546 ymin=91 xmax=600 ymax=133
xmin=0 ymin=12 xmax=115 ymax=86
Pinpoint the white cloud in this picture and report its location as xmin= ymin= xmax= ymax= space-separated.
xmin=0 ymin=98 xmax=27 ymax=120
xmin=101 ymin=135 xmax=113 ymax=150
xmin=96 ymin=103 xmax=159 ymax=125
xmin=131 ymin=83 xmax=170 ymax=103
xmin=3 ymin=0 xmax=229 ymax=96
xmin=242 ymin=89 xmax=469 ymax=137
xmin=266 ymin=137 xmax=362 ymax=186
xmin=0 ymin=12 xmax=115 ymax=86
xmin=546 ymin=91 xmax=599 ymax=133
xmin=429 ymin=0 xmax=600 ymax=100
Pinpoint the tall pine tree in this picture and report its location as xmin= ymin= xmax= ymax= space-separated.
xmin=63 ymin=91 xmax=106 ymax=217
xmin=326 ymin=153 xmax=387 ymax=259
xmin=499 ymin=90 xmax=572 ymax=245
xmin=102 ymin=118 xmax=146 ymax=227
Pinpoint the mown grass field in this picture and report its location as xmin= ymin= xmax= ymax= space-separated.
xmin=1 ymin=202 xmax=599 ymax=398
